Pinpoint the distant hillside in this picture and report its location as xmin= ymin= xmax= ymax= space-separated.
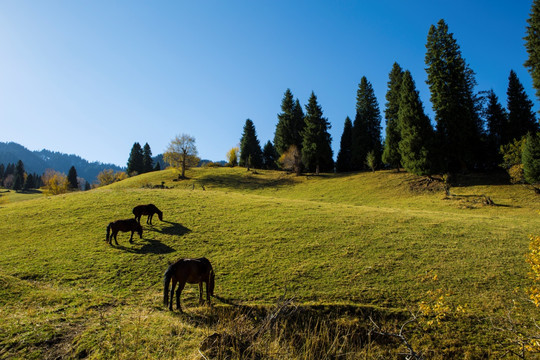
xmin=0 ymin=142 xmax=124 ymax=183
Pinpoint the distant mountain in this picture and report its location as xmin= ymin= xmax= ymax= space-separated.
xmin=0 ymin=142 xmax=125 ymax=183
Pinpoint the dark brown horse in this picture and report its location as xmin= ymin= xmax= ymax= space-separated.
xmin=106 ymin=219 xmax=143 ymax=245
xmin=133 ymin=204 xmax=163 ymax=225
xmin=163 ymin=257 xmax=215 ymax=312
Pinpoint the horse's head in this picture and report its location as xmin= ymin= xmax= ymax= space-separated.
xmin=157 ymin=210 xmax=163 ymax=221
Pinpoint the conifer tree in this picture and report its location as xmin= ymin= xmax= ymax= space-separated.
xmin=239 ymin=119 xmax=263 ymax=170
xmin=274 ymin=89 xmax=296 ymax=156
xmin=336 ymin=117 xmax=353 ymax=172
xmin=127 ymin=142 xmax=144 ymax=175
xmin=398 ymin=71 xmax=434 ymax=176
xmin=301 ymin=92 xmax=333 ymax=174
xmin=485 ymin=90 xmax=509 ymax=147
xmin=0 ymin=164 xmax=4 ymax=184
xmin=154 ymin=162 xmax=161 ymax=171
xmin=507 ymin=70 xmax=538 ymax=141
xmin=425 ymin=19 xmax=483 ymax=171
xmin=523 ymin=131 xmax=540 ymax=185
xmin=262 ymin=141 xmax=278 ymax=170
xmin=484 ymin=90 xmax=509 ymax=166
xmin=352 ymin=77 xmax=383 ymax=171
xmin=13 ymin=160 xmax=25 ymax=191
xmin=525 ymin=0 xmax=540 ymax=103
xmin=84 ymin=181 xmax=91 ymax=191
xmin=292 ymin=99 xmax=305 ymax=151
xmin=382 ymin=63 xmax=404 ymax=170
xmin=142 ymin=143 xmax=154 ymax=173
xmin=67 ymin=166 xmax=79 ymax=190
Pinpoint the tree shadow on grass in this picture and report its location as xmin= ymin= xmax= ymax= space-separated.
xmin=197 ymin=173 xmax=295 ymax=190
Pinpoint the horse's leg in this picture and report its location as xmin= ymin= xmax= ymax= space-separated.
xmin=176 ymin=281 xmax=185 ymax=312
xmin=113 ymin=230 xmax=119 ymax=245
xmin=148 ymin=214 xmax=152 ymax=225
xmin=169 ymin=279 xmax=177 ymax=311
xmin=129 ymin=230 xmax=134 ymax=243
xmin=199 ymin=282 xmax=203 ymax=305
xmin=206 ymin=280 xmax=211 ymax=307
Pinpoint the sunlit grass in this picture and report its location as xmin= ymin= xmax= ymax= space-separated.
xmin=0 ymin=167 xmax=539 ymax=358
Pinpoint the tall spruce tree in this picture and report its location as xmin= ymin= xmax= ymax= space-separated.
xmin=23 ymin=173 xmax=34 ymax=190
xmin=398 ymin=71 xmax=434 ymax=176
xmin=352 ymin=77 xmax=383 ymax=171
xmin=507 ymin=70 xmax=538 ymax=141
xmin=523 ymin=131 xmax=540 ymax=185
xmin=485 ymin=90 xmax=509 ymax=147
xmin=13 ymin=160 xmax=25 ymax=191
xmin=127 ymin=142 xmax=144 ymax=175
xmin=336 ymin=117 xmax=353 ymax=172
xmin=301 ymin=92 xmax=333 ymax=174
xmin=262 ymin=141 xmax=278 ymax=170
xmin=67 ymin=166 xmax=79 ymax=190
xmin=142 ymin=143 xmax=154 ymax=173
xmin=382 ymin=63 xmax=405 ymax=170
xmin=525 ymin=0 xmax=540 ymax=103
xmin=292 ymin=99 xmax=305 ymax=151
xmin=239 ymin=119 xmax=263 ymax=170
xmin=425 ymin=19 xmax=483 ymax=171
xmin=484 ymin=90 xmax=509 ymax=166
xmin=274 ymin=89 xmax=296 ymax=156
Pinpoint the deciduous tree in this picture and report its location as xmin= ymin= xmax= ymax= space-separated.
xmin=279 ymin=145 xmax=302 ymax=176
xmin=226 ymin=147 xmax=239 ymax=167
xmin=163 ymin=134 xmax=199 ymax=179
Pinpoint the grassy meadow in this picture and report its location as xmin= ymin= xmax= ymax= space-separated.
xmin=1 ymin=167 xmax=539 ymax=359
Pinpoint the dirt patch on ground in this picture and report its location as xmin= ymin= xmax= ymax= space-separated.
xmin=407 ymin=176 xmax=446 ymax=193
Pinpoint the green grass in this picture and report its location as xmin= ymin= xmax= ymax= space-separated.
xmin=1 ymin=167 xmax=539 ymax=358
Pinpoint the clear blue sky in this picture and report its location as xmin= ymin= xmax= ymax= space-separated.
xmin=0 ymin=1 xmax=538 ymax=167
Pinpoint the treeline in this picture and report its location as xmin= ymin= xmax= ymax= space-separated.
xmin=0 ymin=160 xmax=91 ymax=192
xmin=236 ymin=16 xmax=540 ymax=185
xmin=0 ymin=161 xmax=43 ymax=191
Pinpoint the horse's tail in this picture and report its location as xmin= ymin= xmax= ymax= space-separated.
xmin=163 ymin=263 xmax=175 ymax=307
xmin=106 ymin=223 xmax=111 ymax=242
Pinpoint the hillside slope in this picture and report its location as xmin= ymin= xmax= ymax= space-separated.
xmin=1 ymin=167 xmax=539 ymax=358
xmin=0 ymin=141 xmax=124 ymax=182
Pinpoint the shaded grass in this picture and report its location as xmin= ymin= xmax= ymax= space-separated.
xmin=0 ymin=167 xmax=539 ymax=358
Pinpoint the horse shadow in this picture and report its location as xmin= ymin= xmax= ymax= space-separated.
xmin=154 ymin=221 xmax=191 ymax=236
xmin=115 ymin=237 xmax=175 ymax=254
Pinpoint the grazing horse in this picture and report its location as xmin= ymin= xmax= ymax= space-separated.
xmin=163 ymin=257 xmax=215 ymax=312
xmin=133 ymin=204 xmax=163 ymax=225
xmin=106 ymin=219 xmax=143 ymax=245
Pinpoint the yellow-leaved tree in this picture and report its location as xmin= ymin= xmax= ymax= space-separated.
xmin=42 ymin=169 xmax=69 ymax=195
